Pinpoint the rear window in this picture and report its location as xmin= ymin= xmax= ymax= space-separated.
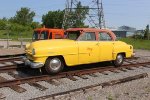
xmin=98 ymin=32 xmax=112 ymax=41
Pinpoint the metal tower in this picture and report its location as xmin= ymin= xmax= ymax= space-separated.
xmin=62 ymin=0 xmax=106 ymax=29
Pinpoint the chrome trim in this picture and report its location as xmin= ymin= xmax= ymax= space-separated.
xmin=117 ymin=54 xmax=123 ymax=64
xmin=49 ymin=58 xmax=61 ymax=71
xmin=23 ymin=57 xmax=44 ymax=68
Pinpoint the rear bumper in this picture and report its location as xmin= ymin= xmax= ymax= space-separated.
xmin=126 ymin=52 xmax=136 ymax=59
xmin=23 ymin=57 xmax=44 ymax=68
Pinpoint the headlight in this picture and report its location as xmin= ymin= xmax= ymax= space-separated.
xmin=32 ymin=48 xmax=35 ymax=55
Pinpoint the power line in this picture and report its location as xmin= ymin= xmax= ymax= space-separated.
xmin=62 ymin=0 xmax=106 ymax=29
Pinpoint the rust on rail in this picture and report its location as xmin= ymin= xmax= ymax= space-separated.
xmin=31 ymin=73 xmax=148 ymax=100
xmin=0 ymin=61 xmax=149 ymax=88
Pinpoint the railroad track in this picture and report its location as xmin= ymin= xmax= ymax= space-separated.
xmin=0 ymin=56 xmax=26 ymax=73
xmin=0 ymin=56 xmax=140 ymax=73
xmin=0 ymin=57 xmax=23 ymax=63
xmin=0 ymin=53 xmax=25 ymax=58
xmin=32 ymin=73 xmax=148 ymax=100
xmin=0 ymin=56 xmax=149 ymax=99
xmin=0 ymin=61 xmax=149 ymax=88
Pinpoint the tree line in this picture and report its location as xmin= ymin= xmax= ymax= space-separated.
xmin=0 ymin=2 xmax=88 ymax=33
xmin=133 ymin=24 xmax=150 ymax=40
xmin=0 ymin=2 xmax=149 ymax=40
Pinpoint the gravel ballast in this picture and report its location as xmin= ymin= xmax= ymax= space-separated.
xmin=0 ymin=49 xmax=149 ymax=100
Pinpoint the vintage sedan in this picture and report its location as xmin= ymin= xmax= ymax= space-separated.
xmin=24 ymin=28 xmax=134 ymax=74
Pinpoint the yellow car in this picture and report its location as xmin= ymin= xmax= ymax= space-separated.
xmin=24 ymin=28 xmax=134 ymax=74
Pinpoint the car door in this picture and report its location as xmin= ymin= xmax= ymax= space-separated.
xmin=98 ymin=32 xmax=114 ymax=61
xmin=77 ymin=32 xmax=99 ymax=64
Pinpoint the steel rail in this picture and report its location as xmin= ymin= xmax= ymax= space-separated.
xmin=0 ymin=57 xmax=23 ymax=63
xmin=31 ymin=73 xmax=148 ymax=100
xmin=0 ymin=61 xmax=149 ymax=88
xmin=0 ymin=53 xmax=25 ymax=58
xmin=0 ymin=64 xmax=27 ymax=73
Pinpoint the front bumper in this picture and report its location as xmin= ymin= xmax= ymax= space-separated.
xmin=132 ymin=52 xmax=135 ymax=58
xmin=23 ymin=57 xmax=44 ymax=68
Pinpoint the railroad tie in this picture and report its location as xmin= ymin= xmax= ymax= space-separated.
xmin=46 ymin=79 xmax=61 ymax=86
xmin=28 ymin=83 xmax=48 ymax=91
xmin=77 ymin=75 xmax=89 ymax=79
xmin=101 ymin=73 xmax=148 ymax=88
xmin=31 ymin=73 xmax=148 ymax=100
xmin=88 ymin=73 xmax=98 ymax=77
xmin=143 ymin=65 xmax=150 ymax=68
xmin=67 ymin=75 xmax=78 ymax=81
xmin=0 ymin=76 xmax=26 ymax=93
xmin=7 ymin=72 xmax=48 ymax=91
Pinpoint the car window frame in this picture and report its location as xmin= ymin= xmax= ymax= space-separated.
xmin=98 ymin=32 xmax=113 ymax=41
xmin=77 ymin=32 xmax=97 ymax=41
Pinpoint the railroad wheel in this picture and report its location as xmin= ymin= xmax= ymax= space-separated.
xmin=45 ymin=57 xmax=64 ymax=74
xmin=113 ymin=54 xmax=124 ymax=67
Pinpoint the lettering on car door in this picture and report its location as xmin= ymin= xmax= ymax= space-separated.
xmin=78 ymin=32 xmax=99 ymax=64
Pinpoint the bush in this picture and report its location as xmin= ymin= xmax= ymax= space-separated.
xmin=10 ymin=23 xmax=32 ymax=32
xmin=0 ymin=20 xmax=6 ymax=30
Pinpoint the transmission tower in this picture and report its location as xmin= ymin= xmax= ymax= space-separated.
xmin=62 ymin=0 xmax=106 ymax=29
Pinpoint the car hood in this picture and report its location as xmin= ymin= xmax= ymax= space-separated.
xmin=26 ymin=39 xmax=75 ymax=51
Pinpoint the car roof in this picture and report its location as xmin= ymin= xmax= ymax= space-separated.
xmin=66 ymin=28 xmax=116 ymax=41
xmin=66 ymin=28 xmax=111 ymax=32
xmin=34 ymin=27 xmax=64 ymax=32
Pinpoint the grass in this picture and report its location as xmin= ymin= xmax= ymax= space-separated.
xmin=119 ymin=38 xmax=150 ymax=50
xmin=0 ymin=30 xmax=33 ymax=41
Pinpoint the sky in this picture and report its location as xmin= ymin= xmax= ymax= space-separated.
xmin=0 ymin=0 xmax=150 ymax=29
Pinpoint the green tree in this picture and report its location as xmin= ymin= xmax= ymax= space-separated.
xmin=31 ymin=22 xmax=41 ymax=29
xmin=72 ymin=2 xmax=89 ymax=28
xmin=42 ymin=10 xmax=64 ymax=28
xmin=10 ymin=7 xmax=35 ymax=26
xmin=0 ymin=19 xmax=7 ymax=30
xmin=144 ymin=24 xmax=150 ymax=40
xmin=64 ymin=1 xmax=89 ymax=29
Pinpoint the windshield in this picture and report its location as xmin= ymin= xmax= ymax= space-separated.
xmin=32 ymin=31 xmax=49 ymax=41
xmin=32 ymin=31 xmax=39 ymax=40
xmin=65 ymin=31 xmax=80 ymax=40
xmin=40 ymin=31 xmax=48 ymax=39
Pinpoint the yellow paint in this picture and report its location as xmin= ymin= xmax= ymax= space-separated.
xmin=25 ymin=39 xmax=133 ymax=66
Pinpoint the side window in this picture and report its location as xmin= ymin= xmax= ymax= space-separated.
xmin=98 ymin=32 xmax=112 ymax=41
xmin=79 ymin=32 xmax=96 ymax=41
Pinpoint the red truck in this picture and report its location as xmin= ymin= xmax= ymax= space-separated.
xmin=32 ymin=27 xmax=64 ymax=41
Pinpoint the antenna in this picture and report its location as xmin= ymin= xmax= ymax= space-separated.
xmin=62 ymin=0 xmax=106 ymax=29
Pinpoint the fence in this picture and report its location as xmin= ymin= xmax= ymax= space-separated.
xmin=0 ymin=38 xmax=32 ymax=49
xmin=0 ymin=31 xmax=33 ymax=49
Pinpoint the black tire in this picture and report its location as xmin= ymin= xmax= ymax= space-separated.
xmin=45 ymin=57 xmax=64 ymax=74
xmin=112 ymin=54 xmax=124 ymax=67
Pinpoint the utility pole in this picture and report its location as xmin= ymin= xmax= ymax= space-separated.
xmin=62 ymin=0 xmax=106 ymax=29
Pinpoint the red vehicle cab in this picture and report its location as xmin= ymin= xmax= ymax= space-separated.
xmin=32 ymin=27 xmax=64 ymax=41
